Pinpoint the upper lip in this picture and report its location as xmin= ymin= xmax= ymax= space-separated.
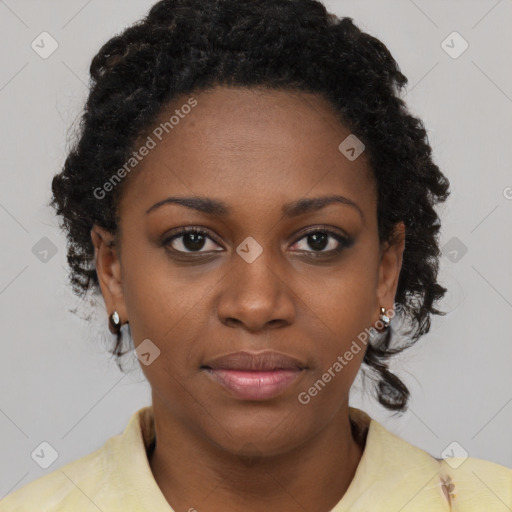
xmin=202 ymin=350 xmax=306 ymax=371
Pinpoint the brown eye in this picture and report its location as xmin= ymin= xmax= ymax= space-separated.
xmin=291 ymin=229 xmax=353 ymax=254
xmin=164 ymin=228 xmax=223 ymax=253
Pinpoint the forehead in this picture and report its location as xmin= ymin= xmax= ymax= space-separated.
xmin=118 ymin=86 xmax=375 ymax=218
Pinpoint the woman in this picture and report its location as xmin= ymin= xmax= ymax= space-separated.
xmin=2 ymin=0 xmax=511 ymax=510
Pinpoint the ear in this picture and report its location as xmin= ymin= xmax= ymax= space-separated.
xmin=376 ymin=221 xmax=406 ymax=318
xmin=90 ymin=225 xmax=128 ymax=324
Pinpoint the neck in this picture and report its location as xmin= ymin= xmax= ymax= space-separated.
xmin=148 ymin=395 xmax=365 ymax=512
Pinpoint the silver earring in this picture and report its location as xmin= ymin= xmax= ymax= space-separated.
xmin=379 ymin=306 xmax=391 ymax=328
xmin=109 ymin=310 xmax=121 ymax=334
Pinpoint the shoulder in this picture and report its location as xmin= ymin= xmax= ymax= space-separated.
xmin=0 ymin=442 xmax=111 ymax=511
xmin=341 ymin=408 xmax=512 ymax=511
xmin=376 ymin=419 xmax=512 ymax=510
xmin=438 ymin=455 xmax=512 ymax=510
xmin=0 ymin=406 xmax=158 ymax=512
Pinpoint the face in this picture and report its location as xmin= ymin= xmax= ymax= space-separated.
xmin=91 ymin=86 xmax=405 ymax=457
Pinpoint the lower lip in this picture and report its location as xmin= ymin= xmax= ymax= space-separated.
xmin=204 ymin=368 xmax=303 ymax=401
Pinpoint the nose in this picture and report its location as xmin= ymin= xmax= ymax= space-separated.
xmin=216 ymin=246 xmax=296 ymax=332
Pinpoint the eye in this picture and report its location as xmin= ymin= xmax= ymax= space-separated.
xmin=290 ymin=228 xmax=353 ymax=255
xmin=163 ymin=228 xmax=223 ymax=253
xmin=163 ymin=226 xmax=353 ymax=257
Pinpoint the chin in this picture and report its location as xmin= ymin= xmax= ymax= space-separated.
xmin=201 ymin=408 xmax=312 ymax=459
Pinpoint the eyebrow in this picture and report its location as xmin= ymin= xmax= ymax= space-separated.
xmin=145 ymin=194 xmax=364 ymax=221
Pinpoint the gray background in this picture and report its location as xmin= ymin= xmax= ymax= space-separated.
xmin=1 ymin=0 xmax=511 ymax=497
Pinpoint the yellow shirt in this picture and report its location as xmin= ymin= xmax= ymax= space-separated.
xmin=1 ymin=405 xmax=511 ymax=511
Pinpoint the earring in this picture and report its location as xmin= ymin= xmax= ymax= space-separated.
xmin=379 ymin=306 xmax=391 ymax=329
xmin=109 ymin=310 xmax=121 ymax=334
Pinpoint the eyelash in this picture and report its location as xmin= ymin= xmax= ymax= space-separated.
xmin=162 ymin=226 xmax=353 ymax=258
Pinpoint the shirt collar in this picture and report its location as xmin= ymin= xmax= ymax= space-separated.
xmin=107 ymin=405 xmax=448 ymax=511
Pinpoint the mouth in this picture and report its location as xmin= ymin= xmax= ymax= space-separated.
xmin=201 ymin=350 xmax=307 ymax=401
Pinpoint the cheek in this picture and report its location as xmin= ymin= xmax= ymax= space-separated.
xmin=304 ymin=256 xmax=378 ymax=330
xmin=297 ymin=296 xmax=369 ymax=411
xmin=120 ymin=248 xmax=217 ymax=393
xmin=121 ymin=244 xmax=209 ymax=338
xmin=296 ymin=254 xmax=377 ymax=383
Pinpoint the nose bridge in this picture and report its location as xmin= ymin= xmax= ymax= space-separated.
xmin=216 ymin=238 xmax=295 ymax=329
xmin=235 ymin=240 xmax=280 ymax=291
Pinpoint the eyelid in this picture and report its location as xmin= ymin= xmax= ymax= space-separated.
xmin=293 ymin=225 xmax=350 ymax=242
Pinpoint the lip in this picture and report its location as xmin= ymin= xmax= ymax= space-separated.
xmin=201 ymin=350 xmax=307 ymax=401
xmin=202 ymin=350 xmax=306 ymax=371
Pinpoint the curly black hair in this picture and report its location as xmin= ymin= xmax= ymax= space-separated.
xmin=50 ymin=0 xmax=450 ymax=412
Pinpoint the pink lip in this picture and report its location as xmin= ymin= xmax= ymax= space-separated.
xmin=204 ymin=368 xmax=304 ymax=401
xmin=203 ymin=350 xmax=306 ymax=371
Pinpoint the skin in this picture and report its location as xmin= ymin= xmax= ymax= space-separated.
xmin=91 ymin=86 xmax=405 ymax=512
